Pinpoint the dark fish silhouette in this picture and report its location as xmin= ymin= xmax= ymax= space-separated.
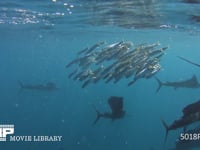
xmin=93 ymin=96 xmax=125 ymax=125
xmin=161 ymin=113 xmax=200 ymax=144
xmin=85 ymin=41 xmax=105 ymax=54
xmin=182 ymin=100 xmax=200 ymax=116
xmin=155 ymin=75 xmax=200 ymax=92
xmin=183 ymin=0 xmax=200 ymax=4
xmin=77 ymin=47 xmax=89 ymax=55
xmin=19 ymin=81 xmax=58 ymax=91
xmin=177 ymin=56 xmax=200 ymax=68
xmin=162 ymin=100 xmax=200 ymax=143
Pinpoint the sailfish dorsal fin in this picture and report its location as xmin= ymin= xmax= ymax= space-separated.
xmin=191 ymin=75 xmax=197 ymax=82
xmin=190 ymin=75 xmax=199 ymax=86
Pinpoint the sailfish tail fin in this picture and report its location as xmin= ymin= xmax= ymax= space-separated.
xmin=161 ymin=119 xmax=169 ymax=145
xmin=92 ymin=105 xmax=101 ymax=125
xmin=155 ymin=77 xmax=163 ymax=93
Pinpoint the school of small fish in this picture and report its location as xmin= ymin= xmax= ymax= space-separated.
xmin=66 ymin=41 xmax=168 ymax=88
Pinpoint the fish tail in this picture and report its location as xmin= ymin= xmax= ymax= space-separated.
xmin=155 ymin=77 xmax=163 ymax=93
xmin=92 ymin=105 xmax=101 ymax=125
xmin=161 ymin=119 xmax=169 ymax=145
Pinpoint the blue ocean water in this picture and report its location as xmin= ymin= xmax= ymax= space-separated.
xmin=1 ymin=0 xmax=200 ymax=150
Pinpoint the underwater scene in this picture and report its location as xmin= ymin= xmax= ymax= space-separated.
xmin=1 ymin=0 xmax=200 ymax=150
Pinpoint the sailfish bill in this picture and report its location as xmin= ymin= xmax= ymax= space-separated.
xmin=177 ymin=56 xmax=200 ymax=67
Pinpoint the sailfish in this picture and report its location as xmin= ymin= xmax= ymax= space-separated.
xmin=161 ymin=100 xmax=200 ymax=143
xmin=155 ymin=75 xmax=200 ymax=92
xmin=93 ymin=96 xmax=125 ymax=125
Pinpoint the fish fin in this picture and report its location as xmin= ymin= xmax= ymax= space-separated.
xmin=161 ymin=118 xmax=169 ymax=145
xmin=155 ymin=77 xmax=163 ymax=93
xmin=191 ymin=74 xmax=197 ymax=81
xmin=92 ymin=105 xmax=101 ymax=125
